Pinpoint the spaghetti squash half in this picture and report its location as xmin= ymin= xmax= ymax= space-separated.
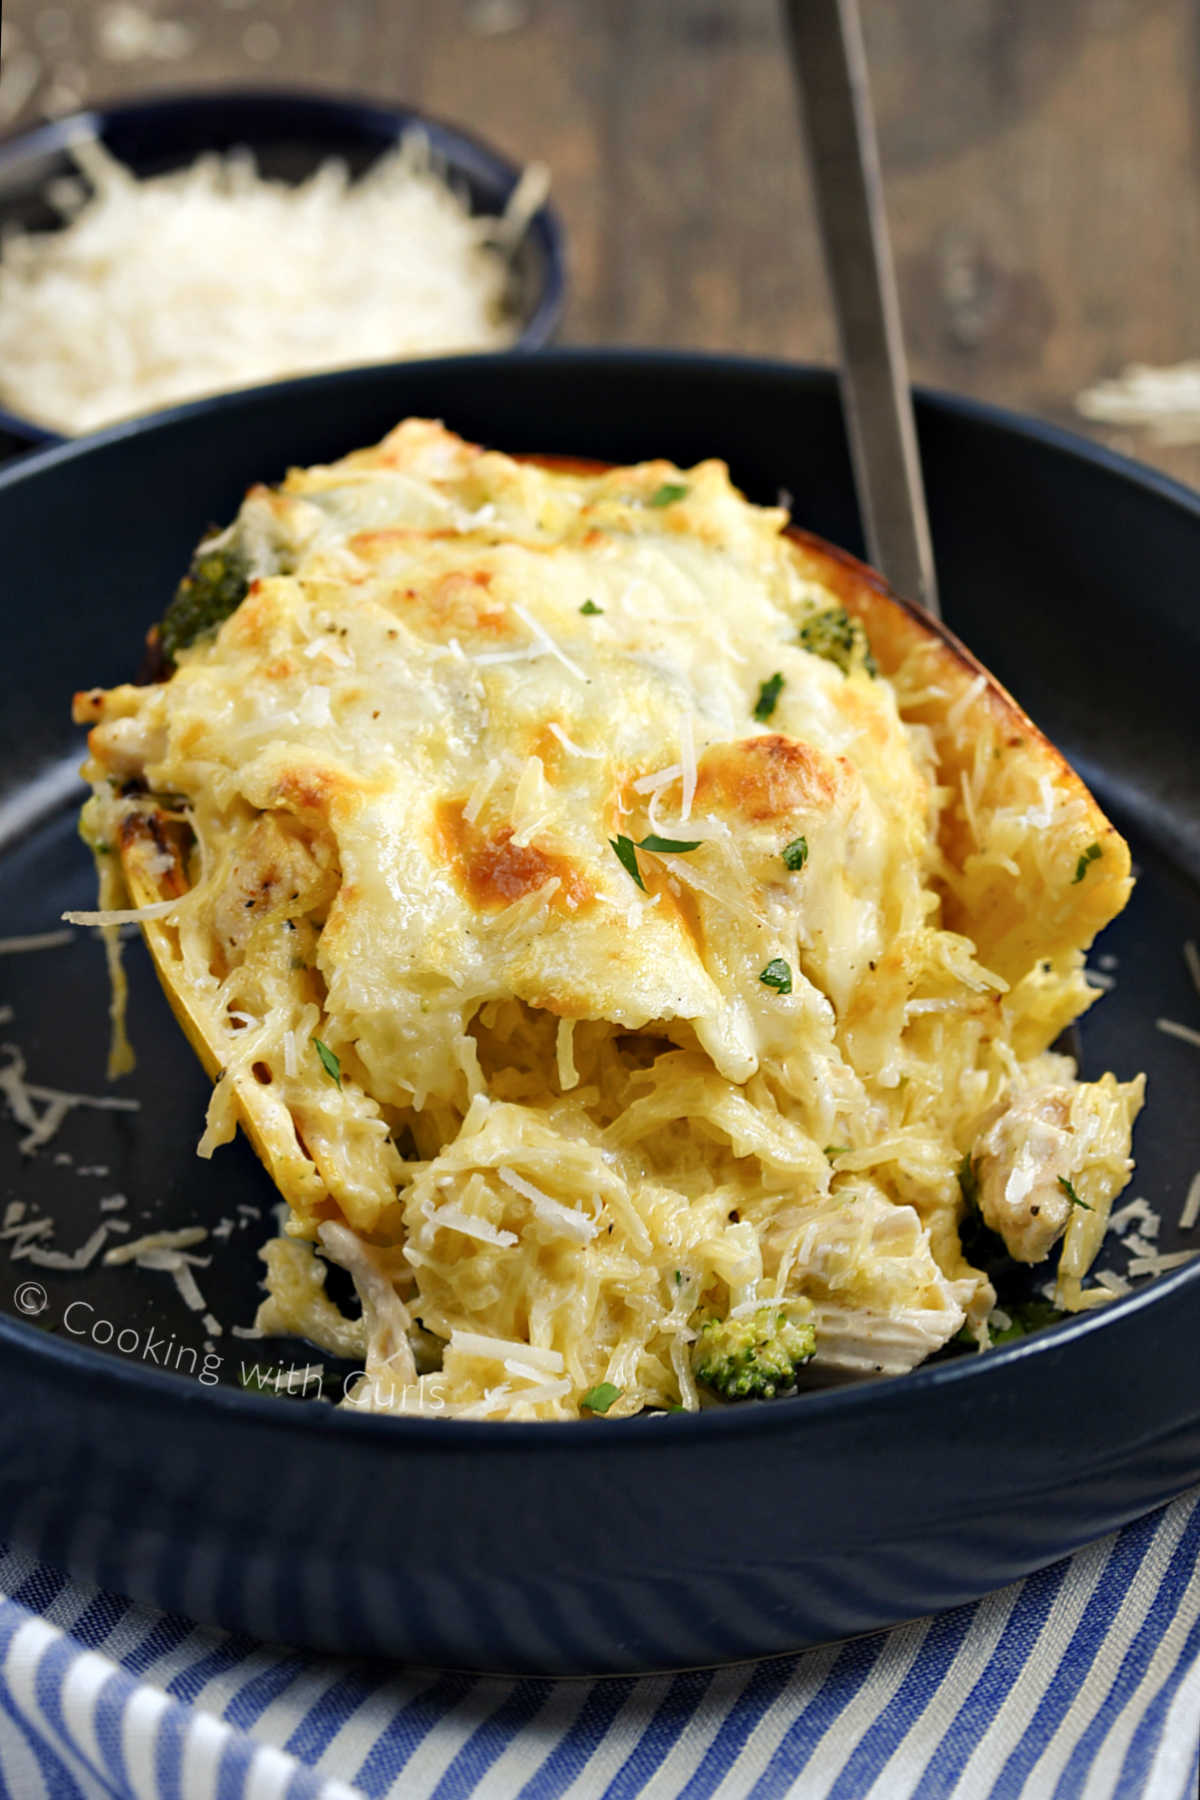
xmin=72 ymin=420 xmax=1143 ymax=1419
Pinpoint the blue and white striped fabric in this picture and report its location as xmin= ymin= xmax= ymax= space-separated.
xmin=2 ymin=1490 xmax=1198 ymax=1800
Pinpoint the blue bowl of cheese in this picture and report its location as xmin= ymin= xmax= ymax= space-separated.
xmin=0 ymin=87 xmax=566 ymax=451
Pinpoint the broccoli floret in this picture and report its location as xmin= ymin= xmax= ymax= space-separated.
xmin=160 ymin=539 xmax=250 ymax=664
xmin=693 ymin=1306 xmax=816 ymax=1400
xmin=798 ymin=606 xmax=877 ymax=677
xmin=989 ymin=1299 xmax=1067 ymax=1345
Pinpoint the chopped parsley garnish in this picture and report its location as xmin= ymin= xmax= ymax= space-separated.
xmin=1057 ymin=1174 xmax=1092 ymax=1211
xmin=1072 ymin=843 xmax=1102 ymax=884
xmin=610 ymin=833 xmax=700 ymax=889
xmin=825 ymin=1145 xmax=850 ymax=1158
xmin=638 ymin=833 xmax=702 ymax=853
xmin=674 ymin=1269 xmax=683 ymax=1285
xmin=782 ymin=836 xmax=809 ymax=871
xmin=580 ymin=599 xmax=603 ymax=615
xmin=609 ymin=834 xmax=646 ymax=891
xmin=753 ymin=672 xmax=784 ymax=722
xmin=581 ymin=1382 xmax=622 ymax=1414
xmin=312 ymin=1037 xmax=342 ymax=1088
xmin=759 ymin=958 xmax=793 ymax=995
xmin=648 ymin=482 xmax=689 ymax=508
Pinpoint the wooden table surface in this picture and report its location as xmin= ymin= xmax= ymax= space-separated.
xmin=2 ymin=0 xmax=1197 ymax=490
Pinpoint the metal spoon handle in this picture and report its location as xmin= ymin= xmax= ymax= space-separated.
xmin=781 ymin=0 xmax=940 ymax=617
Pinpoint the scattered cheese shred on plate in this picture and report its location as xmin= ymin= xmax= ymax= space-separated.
xmin=0 ymin=130 xmax=550 ymax=436
xmin=1076 ymin=361 xmax=1200 ymax=448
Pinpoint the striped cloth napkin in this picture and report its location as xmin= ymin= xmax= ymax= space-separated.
xmin=1 ymin=1491 xmax=1198 ymax=1800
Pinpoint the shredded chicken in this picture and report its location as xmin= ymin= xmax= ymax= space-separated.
xmin=974 ymin=1088 xmax=1076 ymax=1263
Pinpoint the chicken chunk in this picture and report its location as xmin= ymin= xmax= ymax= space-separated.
xmin=210 ymin=811 xmax=339 ymax=959
xmin=973 ymin=1087 xmax=1077 ymax=1263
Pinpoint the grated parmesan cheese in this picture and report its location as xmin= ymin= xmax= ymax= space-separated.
xmin=632 ymin=764 xmax=683 ymax=796
xmin=1185 ymin=940 xmax=1200 ymax=1001
xmin=0 ymin=132 xmax=550 ymax=436
xmin=1180 ymin=1173 xmax=1200 ymax=1233
xmin=494 ymin=604 xmax=587 ymax=684
xmin=1109 ymin=1197 xmax=1159 ymax=1235
xmin=1156 ymin=1017 xmax=1200 ymax=1050
xmin=21 ymin=1224 xmax=109 ymax=1271
xmin=4 ymin=1218 xmax=53 ymax=1253
xmin=499 ymin=1164 xmax=598 ymax=1243
xmin=103 ymin=1226 xmax=208 ymax=1266
xmin=679 ymin=712 xmax=697 ymax=822
xmin=0 ymin=1044 xmax=138 ymax=1155
xmin=546 ymin=721 xmax=602 ymax=760
xmin=1077 ymin=361 xmax=1200 ymax=448
xmin=1126 ymin=1250 xmax=1199 ymax=1277
xmin=450 ymin=1330 xmax=563 ymax=1370
xmin=120 ymin=1246 xmax=211 ymax=1314
xmin=422 ymin=1201 xmax=518 ymax=1249
xmin=62 ymin=900 xmax=189 ymax=927
xmin=0 ymin=929 xmax=74 ymax=954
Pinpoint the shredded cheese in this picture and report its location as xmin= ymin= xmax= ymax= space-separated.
xmin=546 ymin=722 xmax=602 ymax=760
xmin=1126 ymin=1250 xmax=1199 ymax=1276
xmin=62 ymin=900 xmax=188 ymax=927
xmin=1156 ymin=1017 xmax=1200 ymax=1050
xmin=20 ymin=1225 xmax=110 ymax=1271
xmin=103 ymin=1226 xmax=208 ymax=1266
xmin=1180 ymin=1173 xmax=1200 ymax=1233
xmin=0 ymin=132 xmax=550 ymax=435
xmin=498 ymin=1165 xmax=598 ymax=1243
xmin=1185 ymin=940 xmax=1200 ymax=1001
xmin=0 ymin=929 xmax=74 ymax=954
xmin=1109 ymin=1197 xmax=1158 ymax=1235
xmin=0 ymin=1046 xmax=138 ymax=1155
xmin=1077 ymin=361 xmax=1200 ymax=448
xmin=124 ymin=1247 xmax=210 ymax=1313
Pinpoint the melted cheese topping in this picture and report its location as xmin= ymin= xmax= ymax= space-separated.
xmin=76 ymin=420 xmax=1143 ymax=1419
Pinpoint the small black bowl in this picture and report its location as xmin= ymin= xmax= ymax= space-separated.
xmin=0 ymin=87 xmax=567 ymax=454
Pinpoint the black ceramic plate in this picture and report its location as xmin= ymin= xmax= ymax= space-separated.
xmin=0 ymin=88 xmax=566 ymax=453
xmin=0 ymin=354 xmax=1196 ymax=1676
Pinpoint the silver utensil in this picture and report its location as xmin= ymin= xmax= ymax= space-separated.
xmin=781 ymin=0 xmax=940 ymax=618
